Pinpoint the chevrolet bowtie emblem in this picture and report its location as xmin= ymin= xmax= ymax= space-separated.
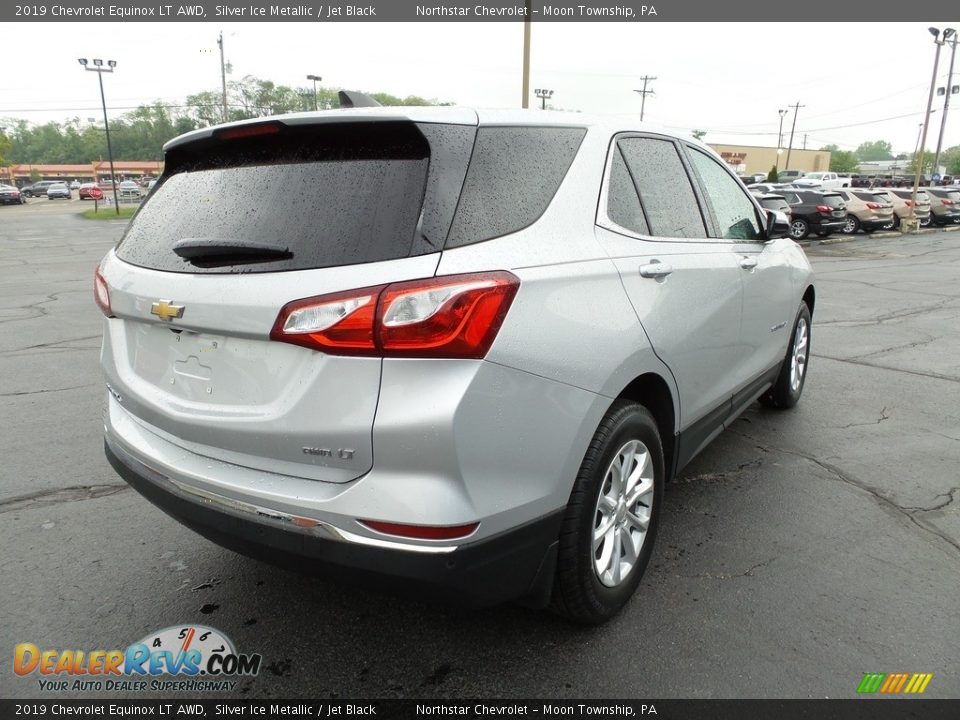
xmin=150 ymin=300 xmax=185 ymax=321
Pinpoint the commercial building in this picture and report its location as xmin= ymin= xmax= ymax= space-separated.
xmin=2 ymin=160 xmax=163 ymax=187
xmin=707 ymin=144 xmax=831 ymax=176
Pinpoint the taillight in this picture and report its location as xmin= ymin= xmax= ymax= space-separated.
xmin=358 ymin=519 xmax=480 ymax=541
xmin=904 ymin=200 xmax=914 ymax=207
xmin=271 ymin=271 xmax=520 ymax=359
xmin=270 ymin=285 xmax=385 ymax=356
xmin=816 ymin=205 xmax=833 ymax=213
xmin=866 ymin=202 xmax=881 ymax=210
xmin=943 ymin=199 xmax=955 ymax=205
xmin=93 ymin=267 xmax=113 ymax=317
xmin=214 ymin=122 xmax=282 ymax=141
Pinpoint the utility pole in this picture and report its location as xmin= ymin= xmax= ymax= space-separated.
xmin=78 ymin=58 xmax=120 ymax=215
xmin=775 ymin=108 xmax=788 ymax=172
xmin=911 ymin=27 xmax=953 ymax=229
xmin=218 ymin=31 xmax=228 ymax=123
xmin=784 ymin=101 xmax=805 ymax=171
xmin=803 ymin=134 xmax=808 ymax=151
xmin=521 ymin=0 xmax=531 ymax=108
xmin=933 ymin=34 xmax=958 ymax=182
xmin=633 ymin=76 xmax=657 ymax=121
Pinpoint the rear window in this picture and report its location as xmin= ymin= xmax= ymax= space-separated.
xmin=117 ymin=122 xmax=437 ymax=274
xmin=820 ymin=194 xmax=845 ymax=209
xmin=853 ymin=191 xmax=882 ymax=202
xmin=446 ymin=126 xmax=585 ymax=247
xmin=760 ymin=197 xmax=790 ymax=213
xmin=938 ymin=190 xmax=960 ymax=202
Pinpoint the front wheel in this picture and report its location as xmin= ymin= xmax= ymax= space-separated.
xmin=760 ymin=302 xmax=811 ymax=409
xmin=842 ymin=216 xmax=860 ymax=235
xmin=919 ymin=215 xmax=932 ymax=227
xmin=551 ymin=401 xmax=663 ymax=625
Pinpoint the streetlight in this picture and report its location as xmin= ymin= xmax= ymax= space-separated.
xmin=909 ymin=27 xmax=954 ymax=230
xmin=306 ymin=74 xmax=322 ymax=111
xmin=534 ymin=88 xmax=553 ymax=110
xmin=78 ymin=57 xmax=120 ymax=215
xmin=932 ymin=33 xmax=958 ymax=183
xmin=776 ymin=108 xmax=788 ymax=172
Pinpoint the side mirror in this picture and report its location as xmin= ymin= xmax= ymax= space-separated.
xmin=766 ymin=209 xmax=791 ymax=240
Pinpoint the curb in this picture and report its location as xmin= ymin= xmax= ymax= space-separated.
xmin=812 ymin=224 xmax=960 ymax=246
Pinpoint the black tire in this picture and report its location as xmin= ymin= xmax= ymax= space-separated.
xmin=760 ymin=302 xmax=812 ymax=410
xmin=891 ymin=214 xmax=901 ymax=229
xmin=841 ymin=215 xmax=860 ymax=235
xmin=920 ymin=215 xmax=932 ymax=227
xmin=551 ymin=401 xmax=664 ymax=625
xmin=789 ymin=218 xmax=809 ymax=240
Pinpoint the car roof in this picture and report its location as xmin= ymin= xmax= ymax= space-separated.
xmin=163 ymin=106 xmax=713 ymax=154
xmin=759 ymin=193 xmax=787 ymax=200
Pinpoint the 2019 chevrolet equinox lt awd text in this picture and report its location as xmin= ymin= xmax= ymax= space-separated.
xmin=97 ymin=107 xmax=815 ymax=624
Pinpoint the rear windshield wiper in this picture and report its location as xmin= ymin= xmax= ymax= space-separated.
xmin=173 ymin=238 xmax=293 ymax=267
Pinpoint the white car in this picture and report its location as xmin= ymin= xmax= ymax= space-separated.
xmin=793 ymin=172 xmax=849 ymax=190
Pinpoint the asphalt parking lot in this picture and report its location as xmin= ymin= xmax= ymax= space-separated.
xmin=1 ymin=202 xmax=958 ymax=700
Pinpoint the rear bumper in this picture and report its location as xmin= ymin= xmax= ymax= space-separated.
xmin=812 ymin=218 xmax=847 ymax=233
xmin=860 ymin=217 xmax=892 ymax=231
xmin=105 ymin=437 xmax=562 ymax=608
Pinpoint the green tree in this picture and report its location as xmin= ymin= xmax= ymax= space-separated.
xmin=691 ymin=129 xmax=707 ymax=141
xmin=829 ymin=150 xmax=860 ymax=173
xmin=0 ymin=131 xmax=10 ymax=167
xmin=941 ymin=145 xmax=960 ymax=175
xmin=767 ymin=165 xmax=779 ymax=182
xmin=908 ymin=150 xmax=934 ymax=175
xmin=855 ymin=140 xmax=894 ymax=162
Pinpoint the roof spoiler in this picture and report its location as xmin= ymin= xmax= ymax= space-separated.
xmin=338 ymin=91 xmax=382 ymax=108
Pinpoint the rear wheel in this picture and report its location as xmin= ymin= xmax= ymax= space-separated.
xmin=920 ymin=215 xmax=932 ymax=227
xmin=789 ymin=218 xmax=809 ymax=240
xmin=760 ymin=302 xmax=811 ymax=410
xmin=842 ymin=216 xmax=860 ymax=235
xmin=551 ymin=401 xmax=663 ymax=625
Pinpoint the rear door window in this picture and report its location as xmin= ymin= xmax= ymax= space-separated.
xmin=614 ymin=137 xmax=708 ymax=239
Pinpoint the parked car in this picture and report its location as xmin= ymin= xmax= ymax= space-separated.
xmin=792 ymin=171 xmax=849 ymax=189
xmin=46 ymin=182 xmax=72 ymax=200
xmin=778 ymin=170 xmax=806 ymax=183
xmin=70 ymin=180 xmax=81 ymax=190
xmin=881 ymin=188 xmax=933 ymax=228
xmin=925 ymin=187 xmax=960 ymax=225
xmin=96 ymin=108 xmax=815 ymax=623
xmin=21 ymin=180 xmax=58 ymax=198
xmin=835 ymin=189 xmax=894 ymax=234
xmin=779 ymin=189 xmax=848 ymax=240
xmin=78 ymin=183 xmax=100 ymax=200
xmin=0 ymin=184 xmax=26 ymax=205
xmin=747 ymin=182 xmax=791 ymax=195
xmin=118 ymin=181 xmax=142 ymax=199
xmin=757 ymin=193 xmax=792 ymax=218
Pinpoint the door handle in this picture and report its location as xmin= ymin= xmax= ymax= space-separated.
xmin=739 ymin=256 xmax=759 ymax=270
xmin=639 ymin=262 xmax=673 ymax=279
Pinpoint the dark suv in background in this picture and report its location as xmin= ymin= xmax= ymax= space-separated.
xmin=779 ymin=189 xmax=848 ymax=240
xmin=21 ymin=181 xmax=59 ymax=198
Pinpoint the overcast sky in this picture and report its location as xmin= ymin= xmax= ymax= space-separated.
xmin=2 ymin=21 xmax=958 ymax=155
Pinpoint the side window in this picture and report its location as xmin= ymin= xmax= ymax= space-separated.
xmin=616 ymin=137 xmax=708 ymax=239
xmin=606 ymin=146 xmax=649 ymax=235
xmin=687 ymin=147 xmax=763 ymax=241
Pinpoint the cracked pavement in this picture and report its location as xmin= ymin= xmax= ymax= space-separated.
xmin=1 ymin=207 xmax=958 ymax=699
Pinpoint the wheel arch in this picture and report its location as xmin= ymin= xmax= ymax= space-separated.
xmin=615 ymin=372 xmax=677 ymax=480
xmin=802 ymin=285 xmax=815 ymax=316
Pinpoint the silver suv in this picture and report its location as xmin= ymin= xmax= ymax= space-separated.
xmin=97 ymin=108 xmax=815 ymax=624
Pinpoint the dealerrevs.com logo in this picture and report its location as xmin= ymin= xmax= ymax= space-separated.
xmin=14 ymin=625 xmax=262 ymax=692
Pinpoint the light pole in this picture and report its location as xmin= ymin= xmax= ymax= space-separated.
xmin=78 ymin=58 xmax=120 ymax=215
xmin=932 ymin=33 xmax=958 ymax=182
xmin=776 ymin=108 xmax=788 ymax=172
xmin=534 ymin=88 xmax=553 ymax=110
xmin=909 ymin=27 xmax=953 ymax=230
xmin=306 ymin=74 xmax=322 ymax=111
